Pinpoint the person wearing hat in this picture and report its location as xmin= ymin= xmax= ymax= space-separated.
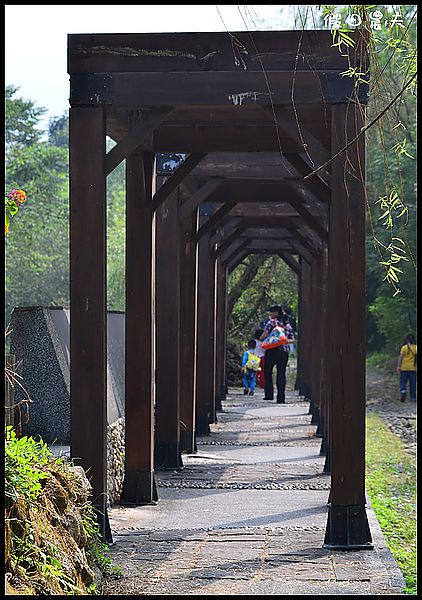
xmin=259 ymin=305 xmax=293 ymax=403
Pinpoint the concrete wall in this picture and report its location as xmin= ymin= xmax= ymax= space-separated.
xmin=10 ymin=307 xmax=126 ymax=505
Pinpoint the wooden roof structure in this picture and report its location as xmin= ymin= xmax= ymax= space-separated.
xmin=68 ymin=29 xmax=371 ymax=550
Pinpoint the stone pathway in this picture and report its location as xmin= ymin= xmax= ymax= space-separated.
xmin=103 ymin=388 xmax=406 ymax=595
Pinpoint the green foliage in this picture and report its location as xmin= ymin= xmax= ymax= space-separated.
xmin=48 ymin=113 xmax=69 ymax=148
xmin=5 ymin=426 xmax=117 ymax=594
xmin=10 ymin=525 xmax=85 ymax=594
xmin=5 ymin=425 xmax=51 ymax=502
xmin=81 ymin=502 xmax=114 ymax=574
xmin=106 ymin=144 xmax=126 ymax=312
xmin=228 ymin=255 xmax=298 ymax=342
xmin=366 ymin=413 xmax=417 ymax=594
xmin=5 ymin=86 xmax=70 ymax=323
xmin=6 ymin=84 xmax=47 ymax=146
xmin=368 ymin=294 xmax=415 ymax=352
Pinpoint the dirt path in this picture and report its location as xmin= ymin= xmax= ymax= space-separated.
xmin=365 ymin=366 xmax=417 ymax=454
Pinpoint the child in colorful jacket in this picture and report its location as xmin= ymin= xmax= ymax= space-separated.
xmin=241 ymin=339 xmax=260 ymax=396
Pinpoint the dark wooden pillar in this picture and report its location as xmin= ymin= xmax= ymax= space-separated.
xmin=121 ymin=150 xmax=158 ymax=504
xmin=318 ymin=247 xmax=329 ymax=449
xmin=215 ymin=259 xmax=227 ymax=408
xmin=209 ymin=249 xmax=218 ymax=423
xmin=324 ymin=103 xmax=372 ymax=549
xmin=295 ymin=256 xmax=303 ymax=393
xmin=195 ymin=220 xmax=213 ymax=435
xmin=179 ymin=205 xmax=199 ymax=453
xmin=69 ymin=107 xmax=112 ymax=542
xmin=299 ymin=258 xmax=312 ymax=398
xmin=154 ymin=181 xmax=182 ymax=469
xmin=310 ymin=252 xmax=322 ymax=426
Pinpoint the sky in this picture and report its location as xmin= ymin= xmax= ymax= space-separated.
xmin=5 ymin=4 xmax=299 ymax=132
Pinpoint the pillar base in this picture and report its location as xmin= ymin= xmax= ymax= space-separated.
xmin=315 ymin=414 xmax=325 ymax=437
xmin=311 ymin=405 xmax=320 ymax=425
xmin=196 ymin=413 xmax=211 ymax=435
xmin=323 ymin=448 xmax=331 ymax=473
xmin=93 ymin=504 xmax=114 ymax=545
xmin=319 ymin=434 xmax=328 ymax=455
xmin=154 ymin=442 xmax=183 ymax=470
xmin=323 ymin=504 xmax=373 ymax=550
xmin=180 ymin=429 xmax=197 ymax=453
xmin=120 ymin=470 xmax=158 ymax=505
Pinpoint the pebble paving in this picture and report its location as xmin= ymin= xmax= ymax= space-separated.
xmin=104 ymin=387 xmax=406 ymax=595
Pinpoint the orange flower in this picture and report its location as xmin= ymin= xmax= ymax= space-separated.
xmin=5 ymin=223 xmax=9 ymax=235
xmin=8 ymin=189 xmax=27 ymax=205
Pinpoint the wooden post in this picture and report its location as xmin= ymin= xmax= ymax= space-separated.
xmin=121 ymin=150 xmax=158 ymax=504
xmin=179 ymin=205 xmax=199 ymax=453
xmin=299 ymin=258 xmax=312 ymax=399
xmin=324 ymin=103 xmax=372 ymax=549
xmin=195 ymin=218 xmax=213 ymax=435
xmin=215 ymin=259 xmax=228 ymax=408
xmin=154 ymin=179 xmax=182 ymax=469
xmin=310 ymin=253 xmax=322 ymax=426
xmin=318 ymin=247 xmax=329 ymax=447
xmin=209 ymin=249 xmax=218 ymax=423
xmin=69 ymin=107 xmax=112 ymax=541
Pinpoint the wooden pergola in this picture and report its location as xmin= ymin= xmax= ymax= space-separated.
xmin=68 ymin=29 xmax=372 ymax=549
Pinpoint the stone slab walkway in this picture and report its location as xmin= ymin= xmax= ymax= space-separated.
xmin=103 ymin=388 xmax=406 ymax=595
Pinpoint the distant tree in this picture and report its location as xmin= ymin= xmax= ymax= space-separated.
xmin=5 ymin=87 xmax=69 ymax=323
xmin=5 ymin=85 xmax=46 ymax=147
xmin=48 ymin=113 xmax=69 ymax=148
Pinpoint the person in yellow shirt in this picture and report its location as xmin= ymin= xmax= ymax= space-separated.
xmin=397 ymin=334 xmax=417 ymax=402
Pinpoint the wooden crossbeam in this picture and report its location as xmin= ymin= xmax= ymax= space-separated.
xmin=289 ymin=200 xmax=328 ymax=243
xmin=70 ymin=71 xmax=368 ymax=107
xmin=195 ymin=203 xmax=237 ymax=242
xmin=153 ymin=153 xmax=207 ymax=212
xmin=219 ymin=238 xmax=251 ymax=265
xmin=179 ymin=178 xmax=224 ymax=220
xmin=105 ymin=108 xmax=172 ymax=175
xmin=284 ymin=151 xmax=331 ymax=191
xmin=227 ymin=250 xmax=249 ymax=274
xmin=214 ymin=225 xmax=248 ymax=258
xmin=277 ymin=251 xmax=300 ymax=274
xmin=266 ymin=106 xmax=331 ymax=175
xmin=288 ymin=235 xmax=317 ymax=260
xmin=209 ymin=216 xmax=243 ymax=245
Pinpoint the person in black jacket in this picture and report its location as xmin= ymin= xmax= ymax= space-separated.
xmin=260 ymin=305 xmax=294 ymax=403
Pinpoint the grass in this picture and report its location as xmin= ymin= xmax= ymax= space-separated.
xmin=366 ymin=412 xmax=417 ymax=595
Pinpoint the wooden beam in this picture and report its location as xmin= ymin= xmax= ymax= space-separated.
xmin=68 ymin=31 xmax=368 ymax=74
xmin=70 ymin=71 xmax=368 ymax=107
xmin=220 ymin=238 xmax=250 ymax=266
xmin=153 ymin=153 xmax=207 ymax=212
xmin=288 ymin=199 xmax=328 ymax=243
xmin=153 ymin=126 xmax=314 ymax=153
xmin=277 ymin=251 xmax=300 ymax=275
xmin=227 ymin=250 xmax=250 ymax=274
xmin=194 ymin=203 xmax=237 ymax=242
xmin=284 ymin=151 xmax=331 ymax=192
xmin=288 ymin=238 xmax=314 ymax=264
xmin=179 ymin=178 xmax=224 ymax=220
xmin=270 ymin=106 xmax=329 ymax=162
xmin=214 ymin=225 xmax=247 ymax=259
xmin=105 ymin=108 xmax=172 ymax=175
